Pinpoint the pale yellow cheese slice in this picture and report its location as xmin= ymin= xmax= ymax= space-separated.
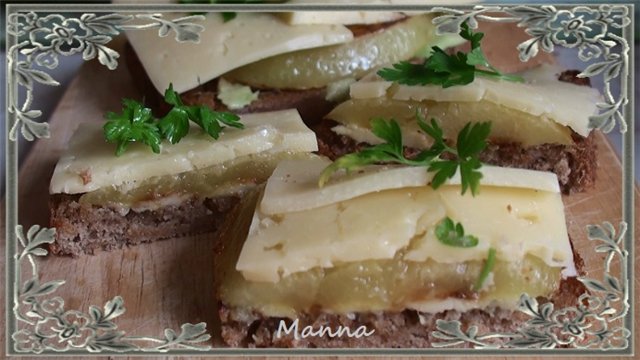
xmin=236 ymin=157 xmax=573 ymax=283
xmin=49 ymin=109 xmax=318 ymax=194
xmin=260 ymin=157 xmax=559 ymax=215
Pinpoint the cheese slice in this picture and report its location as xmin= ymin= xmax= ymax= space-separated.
xmin=350 ymin=64 xmax=601 ymax=136
xmin=50 ymin=109 xmax=318 ymax=194
xmin=124 ymin=12 xmax=353 ymax=93
xmin=236 ymin=157 xmax=573 ymax=283
xmin=260 ymin=157 xmax=559 ymax=215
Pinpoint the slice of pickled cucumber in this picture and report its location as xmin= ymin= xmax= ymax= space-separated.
xmin=327 ymin=97 xmax=573 ymax=148
xmin=225 ymin=15 xmax=437 ymax=90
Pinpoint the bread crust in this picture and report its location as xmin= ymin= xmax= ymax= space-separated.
xmin=49 ymin=193 xmax=239 ymax=256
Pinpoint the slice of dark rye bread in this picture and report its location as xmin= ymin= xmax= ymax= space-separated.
xmin=314 ymin=70 xmax=597 ymax=194
xmin=213 ymin=192 xmax=587 ymax=348
xmin=49 ymin=194 xmax=239 ymax=256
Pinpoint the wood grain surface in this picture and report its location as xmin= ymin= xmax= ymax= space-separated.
xmin=2 ymin=51 xmax=639 ymax=359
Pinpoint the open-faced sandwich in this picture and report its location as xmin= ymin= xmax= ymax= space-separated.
xmin=122 ymin=1 xmax=471 ymax=125
xmin=213 ymin=156 xmax=585 ymax=347
xmin=49 ymin=107 xmax=317 ymax=255
xmin=315 ymin=23 xmax=601 ymax=193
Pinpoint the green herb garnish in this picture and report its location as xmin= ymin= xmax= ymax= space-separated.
xmin=378 ymin=22 xmax=523 ymax=87
xmin=160 ymin=84 xmax=243 ymax=144
xmin=318 ymin=113 xmax=491 ymax=196
xmin=104 ymin=99 xmax=162 ymax=156
xmin=474 ymin=247 xmax=497 ymax=292
xmin=103 ymin=84 xmax=242 ymax=156
xmin=435 ymin=217 xmax=479 ymax=248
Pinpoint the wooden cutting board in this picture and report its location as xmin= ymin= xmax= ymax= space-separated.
xmin=2 ymin=51 xmax=639 ymax=360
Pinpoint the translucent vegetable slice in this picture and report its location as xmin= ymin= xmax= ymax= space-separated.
xmin=226 ymin=15 xmax=437 ymax=90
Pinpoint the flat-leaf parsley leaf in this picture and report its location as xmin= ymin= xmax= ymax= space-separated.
xmin=158 ymin=84 xmax=243 ymax=144
xmin=435 ymin=217 xmax=479 ymax=248
xmin=104 ymin=84 xmax=242 ymax=156
xmin=104 ymin=99 xmax=162 ymax=156
xmin=378 ymin=22 xmax=524 ymax=87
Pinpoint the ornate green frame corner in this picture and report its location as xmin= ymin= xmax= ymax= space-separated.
xmin=4 ymin=3 xmax=635 ymax=355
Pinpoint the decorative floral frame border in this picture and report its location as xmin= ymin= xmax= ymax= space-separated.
xmin=4 ymin=3 xmax=635 ymax=356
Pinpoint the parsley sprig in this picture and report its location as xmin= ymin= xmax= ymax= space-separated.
xmin=378 ymin=22 xmax=524 ymax=88
xmin=104 ymin=99 xmax=162 ymax=157
xmin=104 ymin=84 xmax=242 ymax=156
xmin=160 ymin=84 xmax=243 ymax=144
xmin=435 ymin=217 xmax=479 ymax=248
xmin=318 ymin=113 xmax=491 ymax=196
